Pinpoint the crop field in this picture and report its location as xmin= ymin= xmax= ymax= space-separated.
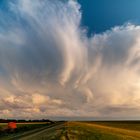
xmin=0 ymin=121 xmax=140 ymax=140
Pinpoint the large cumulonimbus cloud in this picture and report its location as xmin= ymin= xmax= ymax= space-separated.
xmin=0 ymin=0 xmax=140 ymax=119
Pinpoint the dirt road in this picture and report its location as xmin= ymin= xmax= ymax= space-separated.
xmin=11 ymin=122 xmax=65 ymax=140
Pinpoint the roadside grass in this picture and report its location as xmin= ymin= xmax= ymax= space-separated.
xmin=66 ymin=122 xmax=140 ymax=140
xmin=17 ymin=122 xmax=140 ymax=140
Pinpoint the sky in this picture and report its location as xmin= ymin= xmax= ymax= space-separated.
xmin=78 ymin=0 xmax=140 ymax=34
xmin=0 ymin=0 xmax=140 ymax=120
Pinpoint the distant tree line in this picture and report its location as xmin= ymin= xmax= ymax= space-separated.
xmin=0 ymin=119 xmax=54 ymax=123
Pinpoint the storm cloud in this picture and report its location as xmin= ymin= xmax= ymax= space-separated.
xmin=0 ymin=0 xmax=140 ymax=119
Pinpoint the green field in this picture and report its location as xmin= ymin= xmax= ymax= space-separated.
xmin=0 ymin=121 xmax=140 ymax=140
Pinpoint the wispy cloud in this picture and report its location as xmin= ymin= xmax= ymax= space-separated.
xmin=0 ymin=0 xmax=140 ymax=119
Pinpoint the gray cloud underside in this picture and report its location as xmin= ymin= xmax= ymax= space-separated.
xmin=0 ymin=0 xmax=140 ymax=119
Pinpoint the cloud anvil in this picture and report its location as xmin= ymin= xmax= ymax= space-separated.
xmin=0 ymin=0 xmax=140 ymax=119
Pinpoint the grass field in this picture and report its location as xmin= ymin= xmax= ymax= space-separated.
xmin=86 ymin=121 xmax=140 ymax=131
xmin=0 ymin=122 xmax=50 ymax=140
xmin=64 ymin=121 xmax=140 ymax=140
xmin=0 ymin=122 xmax=50 ymax=131
xmin=0 ymin=121 xmax=140 ymax=140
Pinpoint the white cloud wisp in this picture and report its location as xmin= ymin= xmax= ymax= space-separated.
xmin=0 ymin=0 xmax=140 ymax=119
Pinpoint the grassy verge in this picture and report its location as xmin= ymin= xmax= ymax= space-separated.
xmin=65 ymin=122 xmax=140 ymax=140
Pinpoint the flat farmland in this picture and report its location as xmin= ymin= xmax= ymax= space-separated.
xmin=0 ymin=122 xmax=50 ymax=131
xmin=0 ymin=122 xmax=53 ymax=140
xmin=85 ymin=121 xmax=140 ymax=131
xmin=0 ymin=121 xmax=140 ymax=140
xmin=65 ymin=121 xmax=140 ymax=140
